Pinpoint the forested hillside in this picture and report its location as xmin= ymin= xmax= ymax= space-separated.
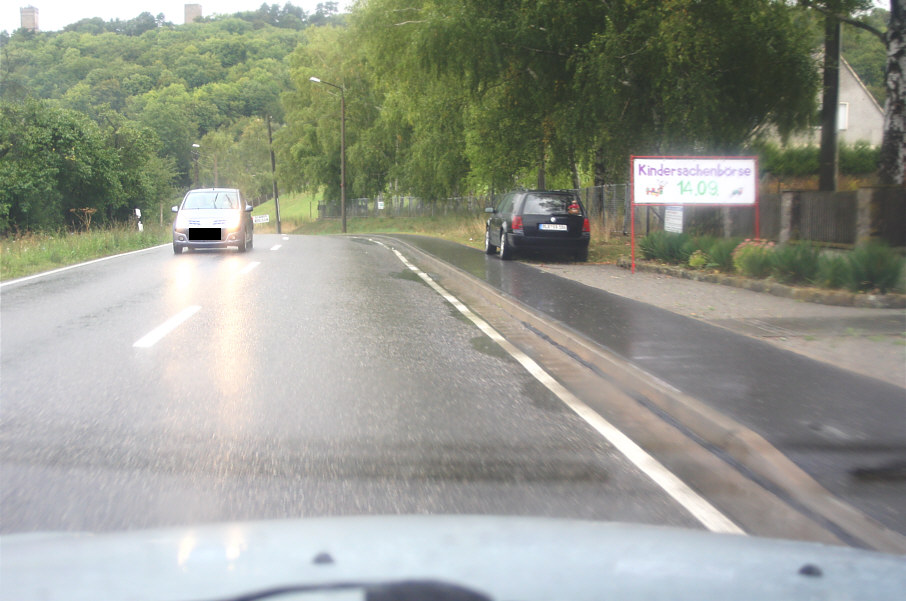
xmin=0 ymin=3 xmax=341 ymax=232
xmin=0 ymin=1 xmax=891 ymax=235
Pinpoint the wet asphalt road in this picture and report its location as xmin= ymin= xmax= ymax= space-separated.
xmin=392 ymin=235 xmax=906 ymax=539
xmin=0 ymin=234 xmax=701 ymax=534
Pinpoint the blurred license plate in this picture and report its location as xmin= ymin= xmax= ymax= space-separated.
xmin=189 ymin=228 xmax=222 ymax=241
xmin=539 ymin=224 xmax=568 ymax=231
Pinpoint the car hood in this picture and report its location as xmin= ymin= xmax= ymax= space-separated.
xmin=2 ymin=516 xmax=903 ymax=601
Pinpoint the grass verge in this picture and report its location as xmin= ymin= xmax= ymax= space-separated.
xmin=1 ymin=223 xmax=170 ymax=282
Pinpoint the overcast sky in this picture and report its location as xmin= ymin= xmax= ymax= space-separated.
xmin=2 ymin=1 xmax=351 ymax=33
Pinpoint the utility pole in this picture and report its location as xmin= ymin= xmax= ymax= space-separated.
xmin=819 ymin=15 xmax=841 ymax=191
xmin=267 ymin=114 xmax=282 ymax=234
xmin=192 ymin=143 xmax=200 ymax=188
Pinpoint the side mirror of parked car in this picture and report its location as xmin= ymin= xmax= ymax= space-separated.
xmin=171 ymin=206 xmax=179 ymax=213
xmin=245 ymin=204 xmax=254 ymax=212
xmin=485 ymin=207 xmax=496 ymax=214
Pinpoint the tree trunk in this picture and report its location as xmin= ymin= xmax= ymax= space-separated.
xmin=537 ymin=139 xmax=546 ymax=190
xmin=570 ymin=148 xmax=581 ymax=190
xmin=593 ymin=146 xmax=607 ymax=187
xmin=879 ymin=1 xmax=905 ymax=187
xmin=819 ymin=15 xmax=841 ymax=191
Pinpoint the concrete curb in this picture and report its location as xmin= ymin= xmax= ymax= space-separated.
xmin=381 ymin=235 xmax=906 ymax=554
xmin=616 ymin=257 xmax=906 ymax=309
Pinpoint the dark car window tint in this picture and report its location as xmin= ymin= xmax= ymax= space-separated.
xmin=523 ymin=194 xmax=579 ymax=216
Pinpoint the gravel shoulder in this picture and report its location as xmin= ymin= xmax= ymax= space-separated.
xmin=534 ymin=263 xmax=906 ymax=389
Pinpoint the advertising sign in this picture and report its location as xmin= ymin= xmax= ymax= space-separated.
xmin=632 ymin=157 xmax=757 ymax=205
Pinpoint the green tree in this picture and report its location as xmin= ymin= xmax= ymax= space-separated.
xmin=129 ymin=84 xmax=201 ymax=183
xmin=279 ymin=25 xmax=382 ymax=202
xmin=0 ymin=99 xmax=123 ymax=232
xmin=356 ymin=0 xmax=818 ymax=193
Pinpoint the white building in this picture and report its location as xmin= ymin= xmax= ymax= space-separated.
xmin=788 ymin=56 xmax=885 ymax=147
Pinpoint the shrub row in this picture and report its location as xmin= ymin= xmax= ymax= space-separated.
xmin=638 ymin=231 xmax=904 ymax=294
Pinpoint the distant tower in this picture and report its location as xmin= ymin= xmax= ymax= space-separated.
xmin=20 ymin=6 xmax=39 ymax=31
xmin=184 ymin=4 xmax=202 ymax=24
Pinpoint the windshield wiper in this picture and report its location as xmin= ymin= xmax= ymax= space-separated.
xmin=197 ymin=579 xmax=493 ymax=601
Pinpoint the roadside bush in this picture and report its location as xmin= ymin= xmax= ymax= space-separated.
xmin=816 ymin=254 xmax=851 ymax=289
xmin=665 ymin=233 xmax=692 ymax=264
xmin=688 ymin=249 xmax=708 ymax=269
xmin=639 ymin=231 xmax=691 ymax=264
xmin=733 ymin=239 xmax=775 ymax=278
xmin=772 ymin=242 xmax=821 ymax=284
xmin=638 ymin=231 xmax=663 ymax=261
xmin=847 ymin=242 xmax=905 ymax=293
xmin=708 ymin=238 xmax=740 ymax=273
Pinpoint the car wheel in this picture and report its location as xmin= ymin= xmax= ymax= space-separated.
xmin=238 ymin=229 xmax=247 ymax=253
xmin=248 ymin=233 xmax=253 ymax=250
xmin=499 ymin=229 xmax=514 ymax=260
xmin=484 ymin=227 xmax=497 ymax=254
xmin=173 ymin=242 xmax=183 ymax=254
xmin=575 ymin=247 xmax=589 ymax=262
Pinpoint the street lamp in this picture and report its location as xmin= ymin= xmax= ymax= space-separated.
xmin=309 ymin=76 xmax=346 ymax=234
xmin=191 ymin=143 xmax=200 ymax=188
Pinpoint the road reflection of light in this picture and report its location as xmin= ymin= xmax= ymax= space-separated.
xmin=177 ymin=532 xmax=198 ymax=570
xmin=168 ymin=259 xmax=197 ymax=308
xmin=211 ymin=258 xmax=249 ymax=433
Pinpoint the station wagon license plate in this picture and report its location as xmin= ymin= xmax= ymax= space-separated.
xmin=539 ymin=223 xmax=568 ymax=231
xmin=189 ymin=228 xmax=222 ymax=241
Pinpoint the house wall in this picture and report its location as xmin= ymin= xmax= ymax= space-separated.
xmin=784 ymin=57 xmax=884 ymax=147
xmin=838 ymin=57 xmax=885 ymax=146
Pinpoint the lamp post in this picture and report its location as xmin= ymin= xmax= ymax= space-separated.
xmin=191 ymin=143 xmax=200 ymax=188
xmin=309 ymin=76 xmax=346 ymax=234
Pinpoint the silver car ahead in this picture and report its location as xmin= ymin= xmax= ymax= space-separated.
xmin=172 ymin=188 xmax=254 ymax=254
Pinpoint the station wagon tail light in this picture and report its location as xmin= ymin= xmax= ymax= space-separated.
xmin=512 ymin=216 xmax=524 ymax=233
xmin=583 ymin=218 xmax=590 ymax=233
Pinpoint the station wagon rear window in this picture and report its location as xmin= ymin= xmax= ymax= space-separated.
xmin=523 ymin=194 xmax=581 ymax=216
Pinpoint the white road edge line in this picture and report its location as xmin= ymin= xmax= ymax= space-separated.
xmin=270 ymin=244 xmax=282 ymax=251
xmin=376 ymin=239 xmax=744 ymax=535
xmin=1 ymin=244 xmax=169 ymax=288
xmin=133 ymin=305 xmax=202 ymax=349
xmin=239 ymin=261 xmax=261 ymax=275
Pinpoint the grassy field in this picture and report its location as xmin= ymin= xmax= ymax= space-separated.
xmin=1 ymin=223 xmax=171 ymax=282
xmin=2 ymin=193 xmax=629 ymax=281
xmin=251 ymin=190 xmax=322 ymax=234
